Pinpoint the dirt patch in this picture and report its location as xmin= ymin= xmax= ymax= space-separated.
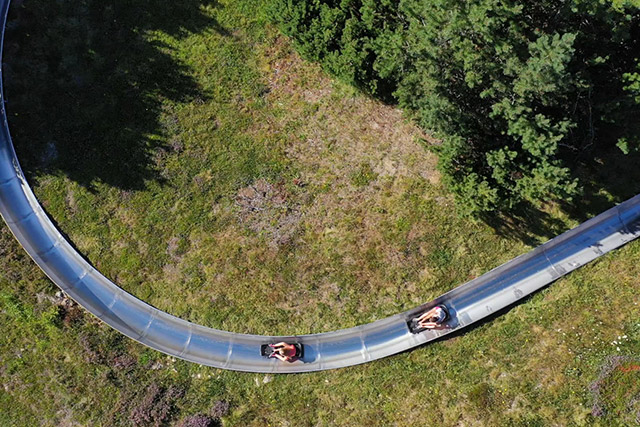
xmin=235 ymin=179 xmax=301 ymax=248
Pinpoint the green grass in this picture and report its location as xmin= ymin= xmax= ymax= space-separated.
xmin=1 ymin=0 xmax=639 ymax=425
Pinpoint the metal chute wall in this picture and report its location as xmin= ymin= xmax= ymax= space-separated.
xmin=1 ymin=0 xmax=639 ymax=372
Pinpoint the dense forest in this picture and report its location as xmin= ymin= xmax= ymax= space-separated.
xmin=270 ymin=0 xmax=640 ymax=217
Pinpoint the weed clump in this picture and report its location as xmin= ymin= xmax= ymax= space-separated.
xmin=467 ymin=383 xmax=494 ymax=410
xmin=177 ymin=414 xmax=217 ymax=427
xmin=350 ymin=163 xmax=378 ymax=187
xmin=128 ymin=383 xmax=185 ymax=426
xmin=209 ymin=400 xmax=230 ymax=418
xmin=112 ymin=354 xmax=137 ymax=372
xmin=236 ymin=179 xmax=301 ymax=248
xmin=590 ymin=355 xmax=640 ymax=423
xmin=78 ymin=333 xmax=105 ymax=365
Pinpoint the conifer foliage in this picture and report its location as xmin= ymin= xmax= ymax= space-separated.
xmin=271 ymin=0 xmax=640 ymax=216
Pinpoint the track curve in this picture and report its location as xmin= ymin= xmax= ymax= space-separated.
xmin=1 ymin=0 xmax=639 ymax=372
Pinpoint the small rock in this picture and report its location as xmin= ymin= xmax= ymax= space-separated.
xmin=150 ymin=361 xmax=164 ymax=370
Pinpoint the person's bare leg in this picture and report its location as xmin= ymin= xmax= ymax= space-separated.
xmin=269 ymin=352 xmax=288 ymax=362
xmin=270 ymin=342 xmax=287 ymax=349
xmin=418 ymin=321 xmax=439 ymax=329
xmin=416 ymin=308 xmax=438 ymax=324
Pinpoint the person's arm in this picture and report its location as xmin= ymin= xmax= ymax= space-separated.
xmin=416 ymin=308 xmax=438 ymax=322
xmin=270 ymin=342 xmax=295 ymax=352
xmin=269 ymin=352 xmax=291 ymax=362
xmin=270 ymin=342 xmax=293 ymax=349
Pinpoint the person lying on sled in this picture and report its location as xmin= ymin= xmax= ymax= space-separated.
xmin=415 ymin=305 xmax=448 ymax=329
xmin=268 ymin=342 xmax=299 ymax=362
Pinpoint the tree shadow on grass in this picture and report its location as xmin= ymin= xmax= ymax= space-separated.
xmin=480 ymin=204 xmax=570 ymax=247
xmin=4 ymin=0 xmax=226 ymax=191
xmin=480 ymin=143 xmax=640 ymax=246
xmin=561 ymin=147 xmax=640 ymax=223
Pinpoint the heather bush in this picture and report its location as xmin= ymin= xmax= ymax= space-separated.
xmin=129 ymin=383 xmax=185 ymax=426
xmin=209 ymin=400 xmax=230 ymax=419
xmin=177 ymin=414 xmax=217 ymax=427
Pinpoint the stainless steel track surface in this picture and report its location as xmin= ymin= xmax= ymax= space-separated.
xmin=1 ymin=0 xmax=639 ymax=372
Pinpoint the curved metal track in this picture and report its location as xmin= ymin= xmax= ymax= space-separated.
xmin=1 ymin=0 xmax=639 ymax=373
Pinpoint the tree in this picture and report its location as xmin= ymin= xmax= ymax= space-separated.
xmin=271 ymin=0 xmax=640 ymax=217
xmin=269 ymin=0 xmax=405 ymax=99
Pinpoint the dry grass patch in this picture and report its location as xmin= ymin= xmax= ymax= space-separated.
xmin=257 ymin=35 xmax=439 ymax=186
xmin=235 ymin=178 xmax=302 ymax=249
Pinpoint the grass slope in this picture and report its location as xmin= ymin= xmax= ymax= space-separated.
xmin=0 ymin=0 xmax=639 ymax=425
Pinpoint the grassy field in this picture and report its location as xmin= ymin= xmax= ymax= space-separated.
xmin=1 ymin=0 xmax=639 ymax=425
